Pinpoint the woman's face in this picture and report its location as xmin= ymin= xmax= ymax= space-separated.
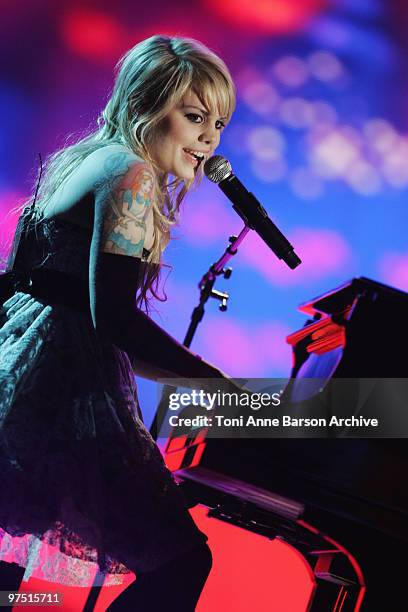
xmin=149 ymin=90 xmax=228 ymax=180
xmin=140 ymin=173 xmax=154 ymax=194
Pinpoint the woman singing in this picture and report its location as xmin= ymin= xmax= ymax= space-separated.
xmin=0 ymin=35 xmax=235 ymax=610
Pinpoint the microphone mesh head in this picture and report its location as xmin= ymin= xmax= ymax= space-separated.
xmin=204 ymin=155 xmax=232 ymax=183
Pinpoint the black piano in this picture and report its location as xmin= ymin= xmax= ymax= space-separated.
xmin=158 ymin=277 xmax=408 ymax=611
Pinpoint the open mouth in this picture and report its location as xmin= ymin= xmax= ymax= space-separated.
xmin=183 ymin=148 xmax=205 ymax=167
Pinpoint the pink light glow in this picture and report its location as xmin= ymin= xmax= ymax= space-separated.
xmin=378 ymin=252 xmax=408 ymax=291
xmin=205 ymin=0 xmax=326 ymax=34
xmin=62 ymin=9 xmax=126 ymax=61
xmin=180 ymin=193 xmax=241 ymax=245
xmin=0 ymin=192 xmax=25 ymax=265
xmin=199 ymin=316 xmax=292 ymax=377
xmin=239 ymin=227 xmax=352 ymax=286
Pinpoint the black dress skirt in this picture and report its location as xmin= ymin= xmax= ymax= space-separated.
xmin=0 ymin=212 xmax=207 ymax=587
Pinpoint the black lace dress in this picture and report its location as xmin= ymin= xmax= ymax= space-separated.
xmin=0 ymin=211 xmax=207 ymax=587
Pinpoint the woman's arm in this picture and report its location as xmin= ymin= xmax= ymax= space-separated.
xmin=89 ymin=149 xmax=224 ymax=382
xmin=120 ymin=194 xmax=143 ymax=222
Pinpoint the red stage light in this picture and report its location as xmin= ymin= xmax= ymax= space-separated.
xmin=204 ymin=0 xmax=325 ymax=34
xmin=62 ymin=9 xmax=125 ymax=61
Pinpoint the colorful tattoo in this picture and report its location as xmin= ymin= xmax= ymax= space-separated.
xmin=98 ymin=152 xmax=155 ymax=257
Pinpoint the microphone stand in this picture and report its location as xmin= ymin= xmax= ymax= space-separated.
xmin=150 ymin=223 xmax=251 ymax=440
xmin=184 ymin=224 xmax=251 ymax=347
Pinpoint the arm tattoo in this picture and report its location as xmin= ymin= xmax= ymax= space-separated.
xmin=96 ymin=152 xmax=155 ymax=258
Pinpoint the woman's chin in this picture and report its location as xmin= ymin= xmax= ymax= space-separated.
xmin=174 ymin=167 xmax=196 ymax=181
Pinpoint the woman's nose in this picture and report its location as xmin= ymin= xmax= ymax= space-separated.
xmin=199 ymin=124 xmax=218 ymax=146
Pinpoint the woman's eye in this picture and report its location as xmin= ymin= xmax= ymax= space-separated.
xmin=185 ymin=113 xmax=226 ymax=130
xmin=185 ymin=113 xmax=203 ymax=123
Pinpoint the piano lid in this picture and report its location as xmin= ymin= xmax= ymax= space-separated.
xmin=298 ymin=276 xmax=408 ymax=317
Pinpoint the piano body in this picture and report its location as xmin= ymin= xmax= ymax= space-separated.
xmin=158 ymin=277 xmax=408 ymax=611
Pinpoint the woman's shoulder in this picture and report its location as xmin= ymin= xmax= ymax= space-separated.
xmin=84 ymin=144 xmax=140 ymax=176
xmin=85 ymin=145 xmax=153 ymax=193
xmin=43 ymin=145 xmax=151 ymax=225
xmin=87 ymin=143 xmax=140 ymax=164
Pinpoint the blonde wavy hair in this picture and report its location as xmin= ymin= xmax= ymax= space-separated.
xmin=30 ymin=35 xmax=236 ymax=310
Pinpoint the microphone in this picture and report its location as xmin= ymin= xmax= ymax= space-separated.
xmin=204 ymin=155 xmax=301 ymax=270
